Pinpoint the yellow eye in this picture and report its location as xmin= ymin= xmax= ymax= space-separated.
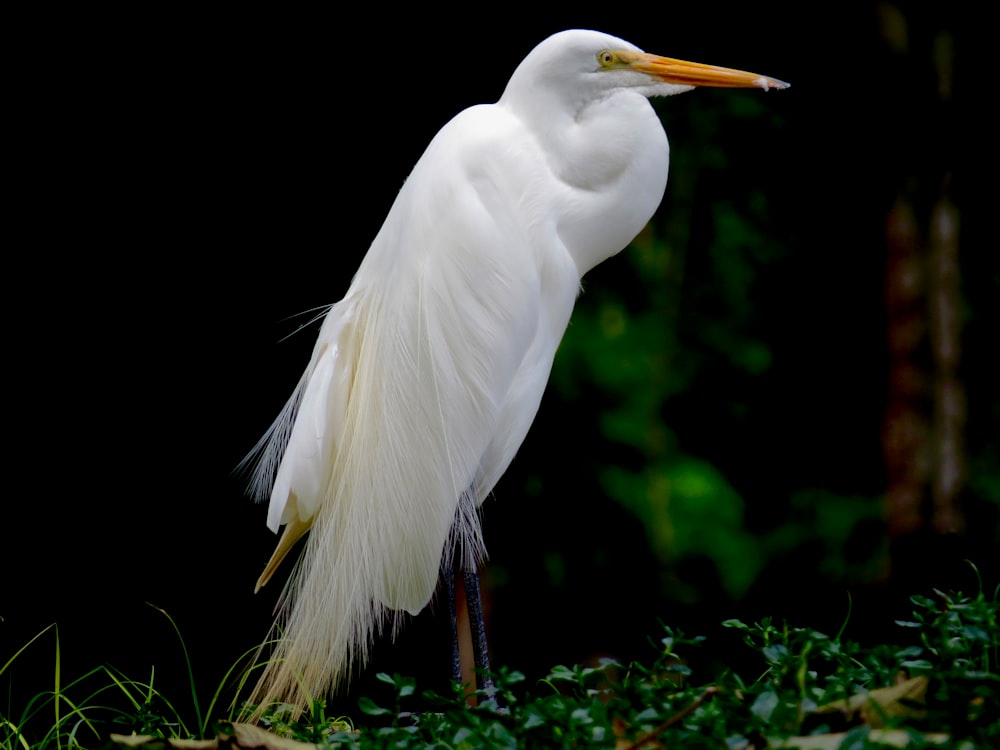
xmin=597 ymin=49 xmax=617 ymax=67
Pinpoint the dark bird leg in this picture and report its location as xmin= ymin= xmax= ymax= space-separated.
xmin=444 ymin=563 xmax=462 ymax=686
xmin=444 ymin=492 xmax=496 ymax=702
xmin=463 ymin=564 xmax=496 ymax=700
xmin=443 ymin=557 xmax=496 ymax=702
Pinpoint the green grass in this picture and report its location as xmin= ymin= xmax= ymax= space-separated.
xmin=3 ymin=577 xmax=998 ymax=749
xmin=1 ymin=606 xmax=257 ymax=749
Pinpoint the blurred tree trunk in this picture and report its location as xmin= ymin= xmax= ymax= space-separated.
xmin=883 ymin=197 xmax=928 ymax=540
xmin=880 ymin=4 xmax=964 ymax=578
xmin=927 ymin=193 xmax=963 ymax=535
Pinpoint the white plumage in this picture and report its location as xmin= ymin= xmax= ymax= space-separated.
xmin=245 ymin=28 xmax=787 ymax=714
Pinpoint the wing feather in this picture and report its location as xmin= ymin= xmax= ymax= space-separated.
xmin=248 ymin=104 xmax=581 ymax=710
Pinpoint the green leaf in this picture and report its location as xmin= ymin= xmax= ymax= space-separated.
xmin=357 ymin=696 xmax=391 ymax=716
xmin=750 ymin=690 xmax=779 ymax=722
xmin=762 ymin=644 xmax=788 ymax=665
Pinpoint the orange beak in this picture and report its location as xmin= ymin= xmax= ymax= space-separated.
xmin=619 ymin=50 xmax=789 ymax=90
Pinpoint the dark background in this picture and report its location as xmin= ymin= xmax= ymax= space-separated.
xmin=5 ymin=1 xmax=994 ymax=722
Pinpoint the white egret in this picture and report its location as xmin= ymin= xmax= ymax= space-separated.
xmin=244 ymin=28 xmax=787 ymax=715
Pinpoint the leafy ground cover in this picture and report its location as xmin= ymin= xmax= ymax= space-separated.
xmin=3 ymin=578 xmax=997 ymax=749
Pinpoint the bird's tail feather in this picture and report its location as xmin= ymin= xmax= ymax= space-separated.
xmin=242 ymin=514 xmax=403 ymax=720
xmin=242 ymin=494 xmax=487 ymax=722
xmin=242 ymin=289 xmax=496 ymax=720
xmin=254 ymin=515 xmax=312 ymax=593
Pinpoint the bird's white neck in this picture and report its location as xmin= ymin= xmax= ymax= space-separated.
xmin=503 ymin=90 xmax=670 ymax=275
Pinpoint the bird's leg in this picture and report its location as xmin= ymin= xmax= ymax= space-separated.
xmin=443 ymin=562 xmax=462 ymax=686
xmin=462 ymin=565 xmax=496 ymax=701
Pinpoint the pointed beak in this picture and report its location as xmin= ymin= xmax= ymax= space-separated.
xmin=619 ymin=50 xmax=789 ymax=91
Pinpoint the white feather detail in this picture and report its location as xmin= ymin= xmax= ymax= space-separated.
xmin=247 ymin=103 xmax=582 ymax=712
xmin=243 ymin=28 xmax=690 ymax=716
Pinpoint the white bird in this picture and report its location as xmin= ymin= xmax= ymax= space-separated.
xmin=244 ymin=28 xmax=787 ymax=715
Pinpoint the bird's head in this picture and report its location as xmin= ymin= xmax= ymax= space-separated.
xmin=501 ymin=29 xmax=788 ymax=113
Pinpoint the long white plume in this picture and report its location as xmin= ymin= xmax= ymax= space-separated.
xmin=242 ymin=103 xmax=574 ymax=714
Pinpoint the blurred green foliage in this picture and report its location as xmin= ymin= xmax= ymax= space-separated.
xmin=529 ymin=76 xmax=996 ymax=617
xmin=542 ymin=90 xmax=807 ymax=602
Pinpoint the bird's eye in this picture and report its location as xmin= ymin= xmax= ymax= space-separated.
xmin=597 ymin=50 xmax=617 ymax=67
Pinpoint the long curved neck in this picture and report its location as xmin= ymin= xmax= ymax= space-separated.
xmin=505 ymin=90 xmax=671 ymax=275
